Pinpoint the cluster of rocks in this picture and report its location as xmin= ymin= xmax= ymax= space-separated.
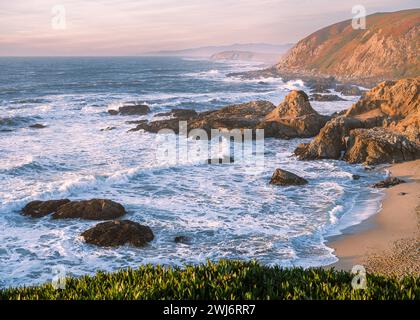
xmin=21 ymin=199 xmax=156 ymax=248
xmin=295 ymin=78 xmax=420 ymax=165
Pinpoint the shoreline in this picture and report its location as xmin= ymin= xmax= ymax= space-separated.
xmin=327 ymin=160 xmax=420 ymax=276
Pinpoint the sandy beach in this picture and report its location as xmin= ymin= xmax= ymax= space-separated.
xmin=328 ymin=160 xmax=420 ymax=277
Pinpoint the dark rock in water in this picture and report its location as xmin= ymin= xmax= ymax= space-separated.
xmin=371 ymin=177 xmax=406 ymax=188
xmin=22 ymin=199 xmax=70 ymax=218
xmin=174 ymin=235 xmax=192 ymax=244
xmin=100 ymin=126 xmax=116 ymax=131
xmin=270 ymin=169 xmax=308 ymax=186
xmin=258 ymin=81 xmax=269 ymax=85
xmin=52 ymin=199 xmax=126 ymax=220
xmin=155 ymin=109 xmax=198 ymax=120
xmin=108 ymin=104 xmax=150 ymax=116
xmin=81 ymin=220 xmax=154 ymax=247
xmin=309 ymin=94 xmax=346 ymax=102
xmin=336 ymin=84 xmax=364 ymax=96
xmin=308 ymin=83 xmax=334 ymax=93
xmin=29 ymin=124 xmax=47 ymax=129
xmin=352 ymin=174 xmax=361 ymax=180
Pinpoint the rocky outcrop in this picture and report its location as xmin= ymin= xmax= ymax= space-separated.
xmin=131 ymin=100 xmax=276 ymax=134
xmin=371 ymin=177 xmax=406 ymax=188
xmin=260 ymin=91 xmax=330 ymax=138
xmin=108 ymin=104 xmax=150 ymax=116
xmin=131 ymin=92 xmax=330 ymax=140
xmin=52 ymin=199 xmax=126 ymax=220
xmin=336 ymin=85 xmax=364 ymax=96
xmin=295 ymin=78 xmax=420 ymax=164
xmin=22 ymin=199 xmax=70 ymax=218
xmin=269 ymin=169 xmax=308 ymax=186
xmin=81 ymin=220 xmax=154 ymax=247
xmin=276 ymin=9 xmax=420 ymax=85
xmin=344 ymin=128 xmax=420 ymax=165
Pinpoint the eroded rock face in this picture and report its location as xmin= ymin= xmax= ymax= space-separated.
xmin=294 ymin=116 xmax=365 ymax=160
xmin=295 ymin=78 xmax=420 ymax=164
xmin=109 ymin=104 xmax=150 ymax=116
xmin=81 ymin=220 xmax=154 ymax=247
xmin=22 ymin=199 xmax=70 ymax=218
xmin=269 ymin=169 xmax=308 ymax=186
xmin=344 ymin=128 xmax=420 ymax=165
xmin=52 ymin=199 xmax=126 ymax=220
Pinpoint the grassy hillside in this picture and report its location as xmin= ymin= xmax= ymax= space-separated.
xmin=1 ymin=260 xmax=418 ymax=300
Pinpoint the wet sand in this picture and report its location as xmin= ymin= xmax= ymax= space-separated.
xmin=327 ymin=160 xmax=420 ymax=277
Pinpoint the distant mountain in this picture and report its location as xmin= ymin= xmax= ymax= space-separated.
xmin=210 ymin=51 xmax=282 ymax=63
xmin=276 ymin=9 xmax=420 ymax=85
xmin=148 ymin=43 xmax=293 ymax=58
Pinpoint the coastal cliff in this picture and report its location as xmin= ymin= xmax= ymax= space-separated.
xmin=276 ymin=9 xmax=420 ymax=86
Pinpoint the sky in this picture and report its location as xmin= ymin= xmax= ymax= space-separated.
xmin=0 ymin=0 xmax=418 ymax=56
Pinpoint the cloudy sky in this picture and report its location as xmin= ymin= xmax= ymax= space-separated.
xmin=0 ymin=0 xmax=418 ymax=55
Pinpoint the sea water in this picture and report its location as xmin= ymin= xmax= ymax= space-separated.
xmin=0 ymin=57 xmax=385 ymax=287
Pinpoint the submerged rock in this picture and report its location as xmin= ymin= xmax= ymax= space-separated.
xmin=174 ymin=235 xmax=192 ymax=244
xmin=81 ymin=220 xmax=154 ymax=247
xmin=52 ymin=199 xmax=126 ymax=220
xmin=29 ymin=124 xmax=47 ymax=129
xmin=371 ymin=177 xmax=406 ymax=188
xmin=269 ymin=169 xmax=308 ymax=186
xmin=22 ymin=199 xmax=70 ymax=218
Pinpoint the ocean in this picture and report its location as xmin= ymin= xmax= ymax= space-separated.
xmin=0 ymin=57 xmax=385 ymax=287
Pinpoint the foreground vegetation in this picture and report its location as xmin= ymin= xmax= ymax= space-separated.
xmin=1 ymin=261 xmax=418 ymax=300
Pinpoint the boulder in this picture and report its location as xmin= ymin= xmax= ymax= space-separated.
xmin=344 ymin=128 xmax=420 ymax=165
xmin=269 ymin=169 xmax=308 ymax=186
xmin=81 ymin=220 xmax=154 ymax=247
xmin=371 ymin=177 xmax=406 ymax=189
xmin=22 ymin=199 xmax=70 ymax=218
xmin=108 ymin=104 xmax=150 ymax=116
xmin=52 ymin=199 xmax=126 ymax=220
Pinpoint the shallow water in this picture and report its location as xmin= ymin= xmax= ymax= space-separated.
xmin=0 ymin=57 xmax=385 ymax=287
